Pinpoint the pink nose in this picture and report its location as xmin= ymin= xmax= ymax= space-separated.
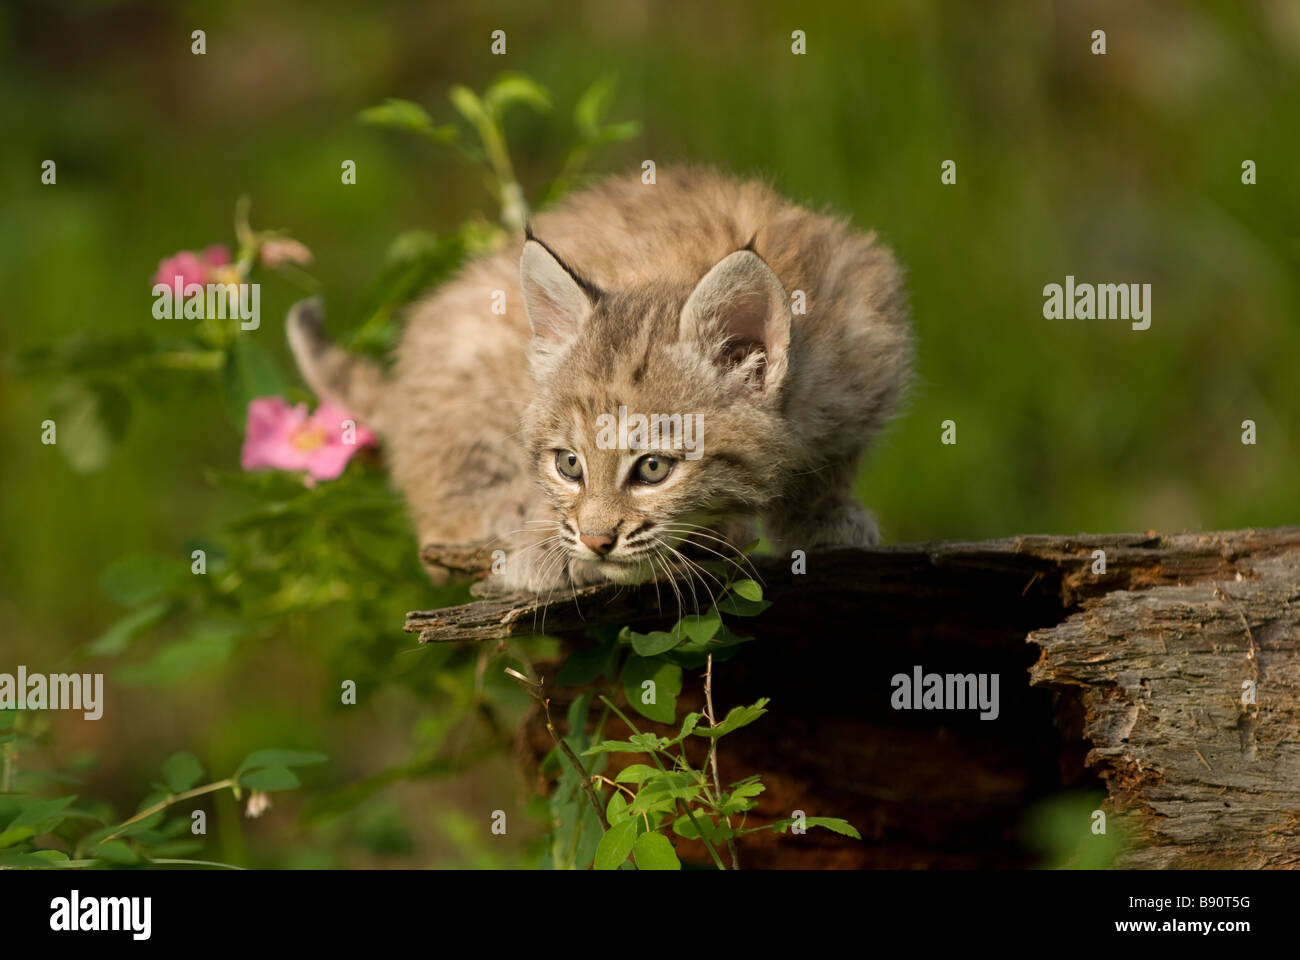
xmin=579 ymin=532 xmax=616 ymax=555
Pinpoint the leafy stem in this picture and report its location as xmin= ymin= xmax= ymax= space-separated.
xmin=598 ymin=695 xmax=727 ymax=870
xmin=704 ymin=653 xmax=740 ymax=869
xmin=96 ymin=778 xmax=235 ymax=845
xmin=507 ymin=668 xmax=608 ymax=833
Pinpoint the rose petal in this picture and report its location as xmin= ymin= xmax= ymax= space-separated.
xmin=153 ymin=250 xmax=206 ymax=289
xmin=202 ymin=244 xmax=232 ymax=268
xmin=241 ymin=397 xmax=311 ymax=472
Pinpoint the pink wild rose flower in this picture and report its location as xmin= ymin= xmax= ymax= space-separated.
xmin=241 ymin=397 xmax=375 ymax=483
xmin=152 ymin=244 xmax=232 ymax=288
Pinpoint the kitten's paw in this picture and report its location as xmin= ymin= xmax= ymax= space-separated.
xmin=464 ymin=545 xmax=572 ymax=597
xmin=469 ymin=575 xmax=514 ymax=599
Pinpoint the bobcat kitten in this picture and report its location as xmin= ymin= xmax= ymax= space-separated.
xmin=289 ymin=167 xmax=911 ymax=593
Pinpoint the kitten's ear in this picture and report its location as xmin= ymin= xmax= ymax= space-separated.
xmin=680 ymin=250 xmax=791 ymax=394
xmin=519 ymin=237 xmax=599 ymax=348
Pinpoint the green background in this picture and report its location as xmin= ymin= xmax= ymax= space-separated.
xmin=1 ymin=0 xmax=1295 ymax=867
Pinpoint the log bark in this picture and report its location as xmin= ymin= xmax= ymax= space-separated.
xmin=1028 ymin=549 xmax=1300 ymax=868
xmin=404 ymin=527 xmax=1300 ymax=868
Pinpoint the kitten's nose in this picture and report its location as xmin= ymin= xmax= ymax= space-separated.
xmin=579 ymin=531 xmax=616 ymax=555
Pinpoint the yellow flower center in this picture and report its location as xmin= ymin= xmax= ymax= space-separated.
xmin=290 ymin=424 xmax=327 ymax=452
xmin=212 ymin=265 xmax=242 ymax=286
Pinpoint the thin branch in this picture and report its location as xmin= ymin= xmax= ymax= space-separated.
xmin=704 ymin=654 xmax=740 ymax=869
xmin=99 ymin=778 xmax=235 ymax=844
xmin=507 ymin=668 xmax=607 ymax=833
xmin=549 ymin=710 xmax=609 ymax=833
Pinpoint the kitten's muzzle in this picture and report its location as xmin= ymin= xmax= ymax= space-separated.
xmin=578 ymin=531 xmax=616 ymax=556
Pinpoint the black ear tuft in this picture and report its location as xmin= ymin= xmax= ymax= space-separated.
xmin=740 ymin=233 xmax=760 ymax=255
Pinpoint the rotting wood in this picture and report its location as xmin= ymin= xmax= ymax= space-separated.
xmin=403 ymin=527 xmax=1300 ymax=868
xmin=1028 ymin=549 xmax=1300 ymax=868
xmin=406 ymin=528 xmax=1300 ymax=644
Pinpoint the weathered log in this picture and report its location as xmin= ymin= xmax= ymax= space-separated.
xmin=404 ymin=528 xmax=1300 ymax=868
xmin=1028 ymin=550 xmax=1300 ymax=868
xmin=406 ymin=528 xmax=1300 ymax=643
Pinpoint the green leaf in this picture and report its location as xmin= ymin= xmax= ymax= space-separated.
xmin=574 ymin=76 xmax=616 ymax=138
xmin=236 ymin=749 xmax=327 ymax=775
xmin=222 ymin=335 xmax=287 ymax=430
xmin=693 ymin=698 xmax=770 ymax=739
xmin=160 ymin=752 xmax=204 ymax=793
xmin=86 ymin=600 xmax=170 ymax=656
xmin=49 ymin=379 xmax=131 ymax=473
xmin=705 ymin=624 xmax=752 ymax=649
xmin=99 ymin=554 xmax=180 ymax=607
xmin=636 ymin=770 xmax=704 ymax=804
xmin=629 ymin=772 xmax=705 ymax=816
xmin=238 ymin=766 xmax=300 ymax=791
xmin=632 ymin=831 xmax=681 ymax=870
xmin=672 ymin=813 xmax=734 ymax=842
xmin=803 ymin=817 xmax=861 ymax=839
xmin=116 ymin=811 xmax=163 ymax=838
xmin=613 ymin=764 xmax=659 ymax=785
xmin=606 ymin=792 xmax=630 ymax=826
xmin=358 ymin=97 xmax=432 ymax=129
xmin=732 ymin=579 xmax=763 ymax=601
xmin=484 ymin=73 xmax=552 ymax=115
xmin=628 ymin=733 xmax=670 ymax=752
xmin=555 ymin=645 xmax=611 ymax=686
xmin=715 ymin=592 xmax=771 ymax=617
xmin=91 ymin=840 xmax=140 ymax=865
xmin=593 ymin=818 xmax=637 ymax=870
xmin=564 ymin=691 xmax=592 ymax=748
xmin=582 ymin=740 xmax=641 ymax=756
xmin=572 ymin=77 xmax=640 ymax=145
xmin=143 ymin=840 xmax=205 ymax=859
xmin=721 ymin=779 xmax=765 ymax=814
xmin=679 ymin=609 xmax=721 ymax=644
xmin=668 ymin=712 xmax=702 ymax=745
xmin=448 ymin=85 xmax=488 ymax=127
xmin=0 ymin=795 xmax=78 ymax=848
xmin=621 ymin=656 xmax=682 ymax=725
xmin=595 ymin=120 xmax=640 ymax=144
xmin=357 ymin=99 xmax=457 ymax=142
xmin=574 ymin=801 xmax=603 ymax=870
xmin=0 ymin=849 xmax=70 ymax=867
xmin=116 ymin=621 xmax=242 ymax=686
xmin=622 ymin=626 xmax=682 ymax=657
xmin=670 ymin=624 xmax=753 ymax=670
xmin=628 ymin=793 xmax=678 ymax=819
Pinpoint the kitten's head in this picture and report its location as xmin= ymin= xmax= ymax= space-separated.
xmin=519 ymin=233 xmax=794 ymax=584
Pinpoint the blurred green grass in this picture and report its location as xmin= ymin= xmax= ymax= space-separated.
xmin=1 ymin=0 xmax=1296 ymax=867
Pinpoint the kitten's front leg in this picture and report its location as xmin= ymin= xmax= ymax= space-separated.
xmin=764 ymin=485 xmax=880 ymax=556
xmin=471 ymin=530 xmax=576 ymax=598
xmin=679 ymin=515 xmax=758 ymax=573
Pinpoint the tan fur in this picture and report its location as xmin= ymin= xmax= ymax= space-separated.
xmin=289 ymin=167 xmax=912 ymax=594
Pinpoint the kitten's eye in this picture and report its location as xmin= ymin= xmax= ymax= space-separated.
xmin=633 ymin=453 xmax=674 ymax=484
xmin=555 ymin=450 xmax=583 ymax=481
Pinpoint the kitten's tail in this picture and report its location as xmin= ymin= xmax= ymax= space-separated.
xmin=286 ymin=297 xmax=387 ymax=429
